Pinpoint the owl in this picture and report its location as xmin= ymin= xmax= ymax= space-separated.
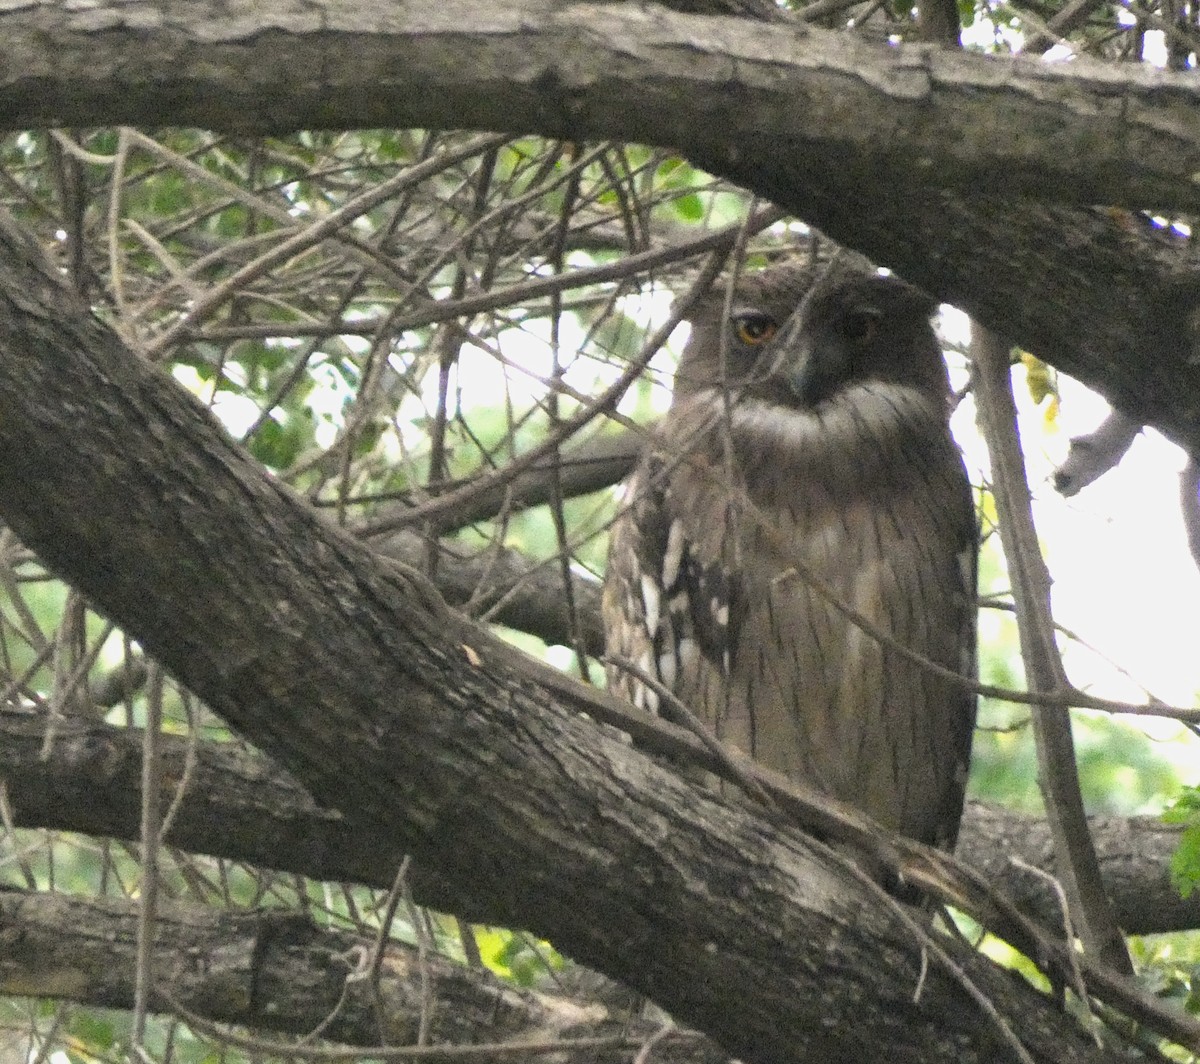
xmin=602 ymin=258 xmax=977 ymax=850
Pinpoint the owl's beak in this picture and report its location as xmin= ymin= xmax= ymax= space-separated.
xmin=769 ymin=316 xmax=816 ymax=404
xmin=783 ymin=342 xmax=834 ymax=406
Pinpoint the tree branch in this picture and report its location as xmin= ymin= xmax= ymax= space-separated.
xmin=973 ymin=329 xmax=1131 ymax=975
xmin=2 ymin=1 xmax=1199 ymax=209
xmin=3 ymin=710 xmax=1196 ymax=936
xmin=956 ymin=803 xmax=1197 ymax=936
xmin=6 ymin=3 xmax=1200 ymax=455
xmin=0 ymin=887 xmax=729 ymax=1062
xmin=373 ymin=528 xmax=608 ymax=656
xmin=359 ymin=429 xmax=643 ymax=540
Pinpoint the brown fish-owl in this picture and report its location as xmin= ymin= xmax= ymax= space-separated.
xmin=603 ymin=258 xmax=977 ymax=849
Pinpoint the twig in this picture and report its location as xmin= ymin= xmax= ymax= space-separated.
xmin=972 ymin=327 xmax=1131 ymax=976
xmin=1009 ymin=857 xmax=1102 ymax=1047
xmin=132 ymin=666 xmax=166 ymax=1049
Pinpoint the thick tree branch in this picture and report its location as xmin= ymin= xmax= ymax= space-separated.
xmin=373 ymin=528 xmax=607 ymax=656
xmin=0 ymin=205 xmax=1155 ymax=1063
xmin=0 ymin=888 xmax=728 ymax=1062
xmin=3 ymin=710 xmax=1197 ymax=937
xmin=957 ymin=804 xmax=1197 ymax=937
xmin=1 ymin=1 xmax=1199 ymax=209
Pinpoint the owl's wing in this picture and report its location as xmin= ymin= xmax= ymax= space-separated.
xmin=602 ymin=448 xmax=746 ymax=720
xmin=938 ymin=476 xmax=980 ymax=851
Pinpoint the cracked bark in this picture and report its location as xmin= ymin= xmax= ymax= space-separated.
xmin=1 ymin=888 xmax=714 ymax=1061
xmin=1 ymin=1 xmax=1199 ymax=207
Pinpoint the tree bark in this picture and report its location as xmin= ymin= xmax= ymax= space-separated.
xmin=0 ymin=208 xmax=1138 ymax=1063
xmin=0 ymin=888 xmax=727 ymax=1062
xmin=3 ymin=710 xmax=1196 ymax=936
xmin=374 ymin=527 xmax=609 ymax=656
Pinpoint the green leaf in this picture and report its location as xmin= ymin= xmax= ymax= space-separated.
xmin=1165 ymin=787 xmax=1200 ymax=898
xmin=671 ymin=192 xmax=705 ymax=221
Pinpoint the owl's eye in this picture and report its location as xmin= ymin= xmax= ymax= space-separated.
xmin=841 ymin=308 xmax=882 ymax=343
xmin=731 ymin=312 xmax=778 ymax=346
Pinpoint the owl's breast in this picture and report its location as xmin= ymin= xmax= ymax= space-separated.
xmin=665 ymin=386 xmax=973 ymax=841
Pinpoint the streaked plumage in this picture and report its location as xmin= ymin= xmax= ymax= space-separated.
xmin=603 ymin=258 xmax=977 ymax=849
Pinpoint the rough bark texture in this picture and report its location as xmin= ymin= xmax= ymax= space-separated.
xmin=3 ymin=710 xmax=1195 ymax=936
xmin=1 ymin=0 xmax=1198 ymax=207
xmin=957 ymin=804 xmax=1198 ymax=936
xmin=0 ymin=212 xmax=1132 ymax=1064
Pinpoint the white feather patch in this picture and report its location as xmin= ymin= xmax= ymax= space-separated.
xmin=636 ymin=649 xmax=660 ymax=713
xmin=662 ymin=518 xmax=686 ymax=589
xmin=640 ymin=574 xmax=661 ymax=637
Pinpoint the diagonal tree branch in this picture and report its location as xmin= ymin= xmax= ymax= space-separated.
xmin=373 ymin=528 xmax=608 ymax=655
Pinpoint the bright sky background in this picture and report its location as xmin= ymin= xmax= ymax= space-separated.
xmin=1015 ymin=373 xmax=1200 ymax=712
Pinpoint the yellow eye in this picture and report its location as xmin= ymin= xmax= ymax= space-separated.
xmin=732 ymin=312 xmax=778 ymax=346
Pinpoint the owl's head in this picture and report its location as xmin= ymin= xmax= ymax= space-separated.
xmin=775 ymin=260 xmax=946 ymax=407
xmin=674 ymin=257 xmax=946 ymax=409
